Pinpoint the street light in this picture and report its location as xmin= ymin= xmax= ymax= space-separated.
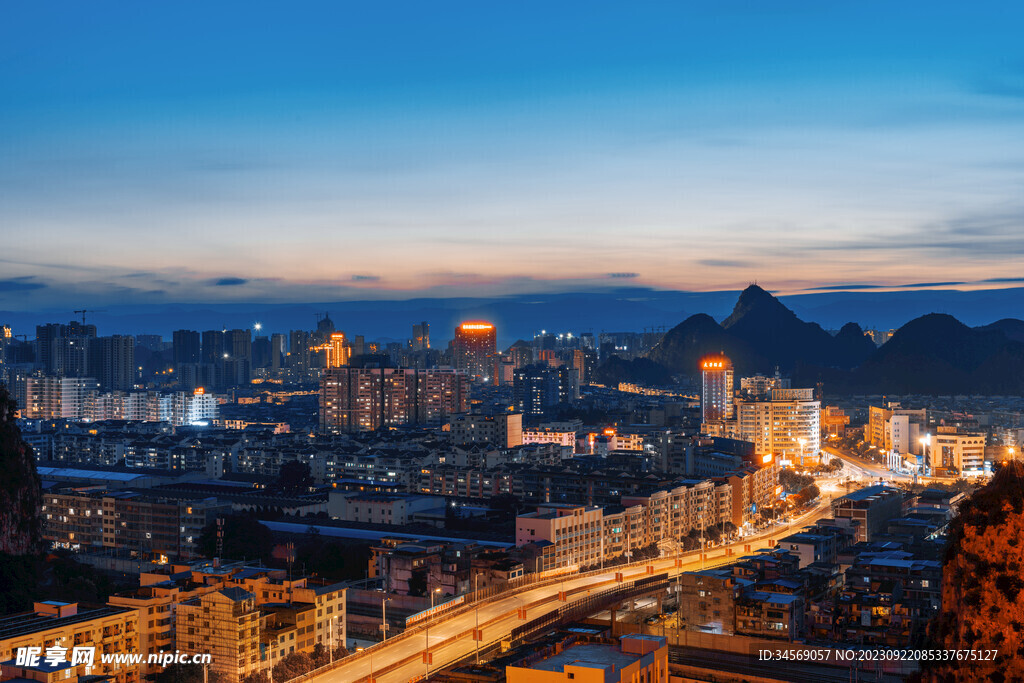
xmin=381 ymin=597 xmax=392 ymax=642
xmin=425 ymin=588 xmax=442 ymax=679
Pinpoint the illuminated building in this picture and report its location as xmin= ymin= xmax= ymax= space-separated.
xmin=0 ymin=602 xmax=140 ymax=683
xmin=318 ymin=332 xmax=352 ymax=367
xmin=735 ymin=388 xmax=820 ymax=465
xmin=931 ymin=426 xmax=986 ymax=475
xmin=177 ymin=588 xmax=261 ymax=683
xmin=513 ymin=363 xmax=576 ymax=415
xmin=700 ymin=354 xmax=734 ymax=423
xmin=319 ymin=361 xmax=469 ymax=432
xmin=452 ymin=320 xmax=497 ymax=379
xmin=22 ymin=375 xmax=99 ymax=420
xmin=42 ymin=490 xmax=228 ymax=559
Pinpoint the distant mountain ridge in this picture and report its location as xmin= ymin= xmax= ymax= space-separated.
xmin=648 ymin=284 xmax=875 ymax=377
xmin=644 ymin=285 xmax=1024 ymax=395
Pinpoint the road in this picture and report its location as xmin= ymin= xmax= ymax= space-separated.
xmin=823 ymin=445 xmax=905 ymax=481
xmin=311 ymin=500 xmax=834 ymax=683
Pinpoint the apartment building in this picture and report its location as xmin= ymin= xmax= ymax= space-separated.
xmin=0 ymin=602 xmax=140 ymax=683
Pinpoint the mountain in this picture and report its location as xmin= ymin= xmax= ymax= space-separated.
xmin=977 ymin=318 xmax=1024 ymax=344
xmin=853 ymin=313 xmax=1024 ymax=394
xmin=647 ymin=285 xmax=873 ymax=377
xmin=0 ymin=384 xmax=42 ymax=554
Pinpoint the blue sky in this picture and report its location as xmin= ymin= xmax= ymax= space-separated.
xmin=3 ymin=1 xmax=1024 ymax=311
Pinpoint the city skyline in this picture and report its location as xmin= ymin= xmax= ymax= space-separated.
xmin=4 ymin=2 xmax=1024 ymax=311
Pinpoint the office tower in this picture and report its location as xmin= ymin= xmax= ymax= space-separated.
xmin=88 ymin=335 xmax=135 ymax=391
xmin=700 ymin=354 xmax=734 ymax=423
xmin=412 ymin=321 xmax=430 ymax=351
xmin=453 ymin=320 xmax=497 ymax=379
xmin=512 ymin=363 xmax=575 ymax=416
xmin=202 ymin=329 xmax=225 ymax=364
xmin=352 ymin=334 xmax=365 ymax=357
xmin=173 ymin=329 xmax=201 ymax=364
xmin=319 ymin=361 xmax=469 ymax=432
xmin=270 ymin=333 xmax=286 ymax=371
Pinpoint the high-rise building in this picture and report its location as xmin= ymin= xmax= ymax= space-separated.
xmin=452 ymin=320 xmax=497 ymax=379
xmin=319 ymin=361 xmax=469 ymax=432
xmin=88 ymin=335 xmax=136 ymax=391
xmin=201 ymin=329 xmax=225 ymax=364
xmin=173 ymin=329 xmax=201 ymax=364
xmin=412 ymin=321 xmax=430 ymax=351
xmin=251 ymin=335 xmax=271 ymax=368
xmin=323 ymin=332 xmax=351 ymax=367
xmin=270 ymin=332 xmax=287 ymax=371
xmin=701 ymin=354 xmax=734 ymax=423
xmin=512 ymin=363 xmax=575 ymax=416
xmin=735 ymin=387 xmax=820 ymax=465
xmin=22 ymin=375 xmax=99 ymax=419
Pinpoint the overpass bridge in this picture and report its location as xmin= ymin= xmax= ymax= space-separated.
xmin=289 ymin=499 xmax=832 ymax=683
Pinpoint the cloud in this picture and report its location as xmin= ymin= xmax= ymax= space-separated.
xmin=697 ymin=259 xmax=756 ymax=268
xmin=210 ymin=277 xmax=249 ymax=286
xmin=351 ymin=275 xmax=381 ymax=282
xmin=896 ymin=281 xmax=965 ymax=288
xmin=979 ymin=277 xmax=1024 ymax=284
xmin=808 ymin=284 xmax=885 ymax=291
xmin=0 ymin=277 xmax=46 ymax=292
xmin=606 ymin=272 xmax=639 ymax=279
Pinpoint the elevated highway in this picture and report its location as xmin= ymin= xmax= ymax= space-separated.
xmin=294 ymin=500 xmax=832 ymax=683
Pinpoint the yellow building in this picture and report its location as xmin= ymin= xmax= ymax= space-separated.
xmin=506 ymin=634 xmax=668 ymax=683
xmin=176 ymin=588 xmax=261 ymax=683
xmin=0 ymin=602 xmax=140 ymax=683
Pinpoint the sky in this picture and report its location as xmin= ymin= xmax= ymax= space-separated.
xmin=3 ymin=1 xmax=1024 ymax=312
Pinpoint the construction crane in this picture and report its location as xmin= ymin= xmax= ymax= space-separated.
xmin=73 ymin=309 xmax=106 ymax=325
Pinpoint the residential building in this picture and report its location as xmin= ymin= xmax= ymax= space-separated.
xmin=176 ymin=588 xmax=261 ymax=683
xmin=0 ymin=602 xmax=140 ymax=683
xmin=734 ymin=388 xmax=820 ymax=465
xmin=450 ymin=411 xmax=524 ymax=448
xmin=505 ymin=634 xmax=668 ymax=683
xmin=512 ymin=364 xmax=576 ymax=415
xmin=832 ymin=485 xmax=904 ymax=542
xmin=319 ymin=362 xmax=469 ymax=432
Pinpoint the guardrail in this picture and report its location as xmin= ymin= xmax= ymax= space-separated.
xmin=294 ymin=523 xmax=814 ymax=683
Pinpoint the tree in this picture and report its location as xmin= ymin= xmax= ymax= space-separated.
xmin=489 ymin=493 xmax=522 ymax=516
xmin=779 ymin=469 xmax=813 ymax=494
xmin=197 ymin=514 xmax=273 ymax=562
xmin=277 ymin=461 xmax=314 ymax=493
xmin=924 ymin=461 xmax=1024 ymax=681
